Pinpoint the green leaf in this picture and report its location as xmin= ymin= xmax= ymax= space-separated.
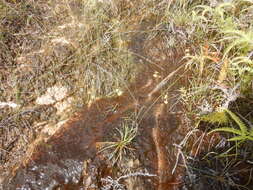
xmin=210 ymin=127 xmax=243 ymax=135
xmin=246 ymin=136 xmax=253 ymax=141
xmin=228 ymin=136 xmax=247 ymax=141
xmin=225 ymin=109 xmax=248 ymax=135
xmin=250 ymin=128 xmax=253 ymax=136
xmin=223 ymin=39 xmax=247 ymax=57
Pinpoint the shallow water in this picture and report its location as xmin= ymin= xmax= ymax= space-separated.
xmin=4 ymin=18 xmax=251 ymax=190
xmin=1 ymin=21 xmax=189 ymax=190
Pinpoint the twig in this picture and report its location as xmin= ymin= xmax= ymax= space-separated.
xmin=101 ymin=171 xmax=156 ymax=190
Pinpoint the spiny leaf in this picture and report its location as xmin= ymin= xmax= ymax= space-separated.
xmin=224 ymin=109 xmax=248 ymax=135
xmin=220 ymin=29 xmax=253 ymax=58
xmin=228 ymin=135 xmax=248 ymax=141
xmin=250 ymin=128 xmax=253 ymax=136
xmin=247 ymin=135 xmax=253 ymax=141
xmin=223 ymin=39 xmax=248 ymax=57
xmin=210 ymin=127 xmax=243 ymax=135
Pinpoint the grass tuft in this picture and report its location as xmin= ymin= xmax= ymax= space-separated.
xmin=98 ymin=121 xmax=137 ymax=165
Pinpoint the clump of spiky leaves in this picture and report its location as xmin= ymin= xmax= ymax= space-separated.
xmin=98 ymin=122 xmax=137 ymax=165
xmin=209 ymin=109 xmax=253 ymax=142
xmin=229 ymin=56 xmax=253 ymax=95
xmin=193 ymin=2 xmax=236 ymax=30
xmin=222 ymin=29 xmax=253 ymax=58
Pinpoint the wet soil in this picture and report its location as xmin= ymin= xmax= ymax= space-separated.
xmin=2 ymin=16 xmax=252 ymax=190
xmin=1 ymin=19 xmax=190 ymax=190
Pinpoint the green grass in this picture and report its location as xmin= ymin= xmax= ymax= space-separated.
xmin=178 ymin=0 xmax=253 ymax=115
xmin=98 ymin=121 xmax=137 ymax=165
xmin=171 ymin=2 xmax=253 ymax=187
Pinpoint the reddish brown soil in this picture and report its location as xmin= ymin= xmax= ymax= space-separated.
xmin=1 ymin=21 xmax=194 ymax=190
